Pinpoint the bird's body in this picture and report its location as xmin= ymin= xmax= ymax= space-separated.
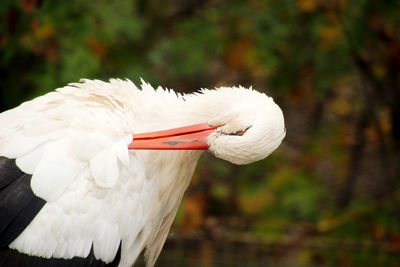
xmin=0 ymin=79 xmax=285 ymax=266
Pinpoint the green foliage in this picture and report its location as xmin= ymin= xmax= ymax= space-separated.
xmin=248 ymin=167 xmax=328 ymax=235
xmin=150 ymin=18 xmax=223 ymax=80
xmin=1 ymin=0 xmax=148 ymax=100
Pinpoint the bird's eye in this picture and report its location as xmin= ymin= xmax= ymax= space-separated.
xmin=226 ymin=126 xmax=251 ymax=136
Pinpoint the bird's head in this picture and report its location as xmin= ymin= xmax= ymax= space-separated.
xmin=129 ymin=86 xmax=285 ymax=165
xmin=205 ymin=87 xmax=285 ymax=164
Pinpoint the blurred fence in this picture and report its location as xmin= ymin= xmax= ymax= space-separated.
xmin=135 ymin=232 xmax=400 ymax=266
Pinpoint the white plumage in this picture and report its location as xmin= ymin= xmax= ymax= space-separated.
xmin=0 ymin=79 xmax=285 ymax=266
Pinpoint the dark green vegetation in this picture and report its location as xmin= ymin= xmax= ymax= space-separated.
xmin=1 ymin=0 xmax=400 ymax=265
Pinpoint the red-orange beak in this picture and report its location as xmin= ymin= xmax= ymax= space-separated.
xmin=128 ymin=123 xmax=218 ymax=150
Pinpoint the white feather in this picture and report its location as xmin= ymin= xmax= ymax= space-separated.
xmin=90 ymin=148 xmax=119 ymax=188
xmin=31 ymin=148 xmax=86 ymax=201
xmin=0 ymin=130 xmax=62 ymax=159
xmin=113 ymin=135 xmax=131 ymax=166
xmin=15 ymin=143 xmax=47 ymax=173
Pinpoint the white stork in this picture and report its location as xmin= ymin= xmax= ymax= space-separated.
xmin=0 ymin=79 xmax=285 ymax=266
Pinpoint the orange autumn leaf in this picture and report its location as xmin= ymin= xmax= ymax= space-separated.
xmin=85 ymin=36 xmax=107 ymax=58
xmin=319 ymin=25 xmax=343 ymax=50
xmin=180 ymin=192 xmax=207 ymax=235
xmin=31 ymin=19 xmax=54 ymax=40
xmin=239 ymin=190 xmax=275 ymax=215
xmin=21 ymin=0 xmax=38 ymax=14
xmin=225 ymin=39 xmax=252 ymax=71
xmin=0 ymin=35 xmax=8 ymax=47
xmin=291 ymin=68 xmax=314 ymax=101
xmin=297 ymin=0 xmax=319 ymax=13
xmin=372 ymin=224 xmax=386 ymax=240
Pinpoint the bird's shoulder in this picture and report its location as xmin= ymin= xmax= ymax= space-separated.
xmin=0 ymin=82 xmax=134 ymax=201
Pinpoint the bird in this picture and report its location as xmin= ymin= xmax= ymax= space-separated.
xmin=0 ymin=78 xmax=285 ymax=266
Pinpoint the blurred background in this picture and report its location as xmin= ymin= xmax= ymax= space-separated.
xmin=1 ymin=0 xmax=400 ymax=266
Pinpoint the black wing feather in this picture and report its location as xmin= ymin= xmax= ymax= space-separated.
xmin=0 ymin=156 xmax=24 ymax=189
xmin=0 ymin=156 xmax=46 ymax=247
